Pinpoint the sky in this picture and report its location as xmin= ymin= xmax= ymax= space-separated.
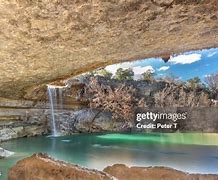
xmin=105 ymin=48 xmax=218 ymax=82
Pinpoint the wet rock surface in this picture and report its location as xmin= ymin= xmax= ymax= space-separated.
xmin=0 ymin=0 xmax=217 ymax=99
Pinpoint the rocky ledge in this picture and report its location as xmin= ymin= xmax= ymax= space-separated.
xmin=8 ymin=153 xmax=218 ymax=180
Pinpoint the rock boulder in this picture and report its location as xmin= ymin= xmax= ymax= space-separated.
xmin=8 ymin=153 xmax=114 ymax=180
xmin=104 ymin=164 xmax=218 ymax=180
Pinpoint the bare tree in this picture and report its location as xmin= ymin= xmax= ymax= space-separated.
xmin=85 ymin=77 xmax=147 ymax=123
xmin=205 ymin=73 xmax=218 ymax=99
xmin=154 ymin=83 xmax=211 ymax=108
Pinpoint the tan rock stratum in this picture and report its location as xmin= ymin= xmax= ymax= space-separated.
xmin=0 ymin=0 xmax=218 ymax=99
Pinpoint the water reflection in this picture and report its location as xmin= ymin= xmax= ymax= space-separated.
xmin=1 ymin=133 xmax=218 ymax=180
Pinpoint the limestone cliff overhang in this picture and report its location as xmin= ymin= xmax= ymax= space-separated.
xmin=0 ymin=0 xmax=217 ymax=99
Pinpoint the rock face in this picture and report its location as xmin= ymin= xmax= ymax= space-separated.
xmin=0 ymin=99 xmax=49 ymax=141
xmin=0 ymin=0 xmax=218 ymax=99
xmin=0 ymin=125 xmax=47 ymax=142
xmin=104 ymin=164 xmax=218 ymax=180
xmin=0 ymin=94 xmax=86 ymax=141
xmin=74 ymin=109 xmax=125 ymax=133
xmin=8 ymin=153 xmax=114 ymax=180
xmin=8 ymin=154 xmax=218 ymax=180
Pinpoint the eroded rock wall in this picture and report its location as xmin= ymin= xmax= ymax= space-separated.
xmin=0 ymin=107 xmax=48 ymax=142
xmin=0 ymin=97 xmax=84 ymax=141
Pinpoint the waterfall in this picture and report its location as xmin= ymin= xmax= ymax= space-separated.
xmin=47 ymin=85 xmax=58 ymax=136
xmin=58 ymin=88 xmax=64 ymax=109
xmin=47 ymin=85 xmax=64 ymax=136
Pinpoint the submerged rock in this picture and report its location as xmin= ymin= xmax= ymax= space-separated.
xmin=0 ymin=147 xmax=14 ymax=158
xmin=8 ymin=153 xmax=114 ymax=180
